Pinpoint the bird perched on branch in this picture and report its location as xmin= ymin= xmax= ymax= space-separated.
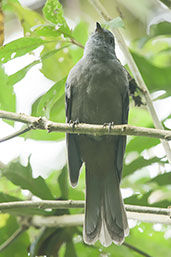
xmin=65 ymin=22 xmax=129 ymax=246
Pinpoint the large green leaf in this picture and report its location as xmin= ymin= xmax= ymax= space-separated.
xmin=3 ymin=160 xmax=54 ymax=200
xmin=128 ymin=106 xmax=152 ymax=127
xmin=43 ymin=0 xmax=69 ymax=29
xmin=124 ymin=190 xmax=170 ymax=207
xmin=31 ymin=78 xmax=65 ymax=117
xmin=148 ymin=172 xmax=171 ymax=186
xmin=0 ymin=215 xmax=30 ymax=257
xmin=34 ymin=23 xmax=72 ymax=39
xmin=8 ymin=60 xmax=40 ymax=87
xmin=126 ymin=223 xmax=171 ymax=257
xmin=123 ymin=156 xmax=162 ymax=178
xmin=8 ymin=46 xmax=69 ymax=87
xmin=0 ymin=64 xmax=16 ymax=124
xmin=69 ymin=21 xmax=87 ymax=64
xmin=40 ymin=0 xmax=73 ymax=87
xmin=30 ymin=227 xmax=76 ymax=257
xmin=131 ymin=51 xmax=171 ymax=94
xmin=64 ymin=239 xmax=78 ymax=257
xmin=40 ymin=42 xmax=73 ymax=81
xmin=45 ymin=170 xmax=62 ymax=198
xmin=0 ymin=37 xmax=50 ymax=63
xmin=3 ymin=0 xmax=45 ymax=34
xmin=126 ymin=136 xmax=160 ymax=154
xmin=149 ymin=21 xmax=171 ymax=38
xmin=49 ymin=93 xmax=65 ymax=123
xmin=31 ymin=77 xmax=66 ymax=122
xmin=72 ymin=21 xmax=88 ymax=46
xmin=31 ymin=77 xmax=66 ymax=135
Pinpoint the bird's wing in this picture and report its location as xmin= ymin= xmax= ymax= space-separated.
xmin=115 ymin=90 xmax=129 ymax=182
xmin=65 ymin=82 xmax=83 ymax=187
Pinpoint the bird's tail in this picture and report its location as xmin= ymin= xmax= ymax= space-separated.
xmin=83 ymin=167 xmax=129 ymax=247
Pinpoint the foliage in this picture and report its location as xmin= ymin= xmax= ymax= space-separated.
xmin=0 ymin=0 xmax=170 ymax=256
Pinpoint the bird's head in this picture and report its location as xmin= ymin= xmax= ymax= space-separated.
xmin=84 ymin=22 xmax=116 ymax=59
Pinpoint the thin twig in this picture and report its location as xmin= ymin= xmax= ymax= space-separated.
xmin=70 ymin=38 xmax=84 ymax=49
xmin=0 ymin=110 xmax=171 ymax=141
xmin=123 ymin=242 xmax=152 ymax=257
xmin=88 ymin=0 xmax=171 ymax=163
xmin=0 ymin=125 xmax=32 ymax=143
xmin=0 ymin=226 xmax=28 ymax=252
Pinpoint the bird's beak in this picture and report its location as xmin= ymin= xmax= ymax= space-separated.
xmin=95 ymin=22 xmax=103 ymax=32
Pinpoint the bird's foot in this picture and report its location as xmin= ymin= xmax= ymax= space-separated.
xmin=103 ymin=122 xmax=114 ymax=133
xmin=69 ymin=119 xmax=79 ymax=132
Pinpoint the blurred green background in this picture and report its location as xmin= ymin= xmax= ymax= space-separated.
xmin=0 ymin=0 xmax=171 ymax=256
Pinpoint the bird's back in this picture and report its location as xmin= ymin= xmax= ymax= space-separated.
xmin=68 ymin=56 xmax=128 ymax=125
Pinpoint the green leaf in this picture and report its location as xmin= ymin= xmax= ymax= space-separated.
xmin=131 ymin=51 xmax=171 ymax=94
xmin=43 ymin=0 xmax=69 ymax=28
xmin=126 ymin=135 xmax=160 ymax=154
xmin=31 ymin=77 xmax=65 ymax=119
xmin=0 ymin=192 xmax=49 ymax=216
xmin=8 ymin=60 xmax=40 ymax=87
xmin=3 ymin=0 xmax=45 ymax=34
xmin=103 ymin=17 xmax=125 ymax=29
xmin=45 ymin=170 xmax=62 ymax=198
xmin=8 ymin=46 xmax=69 ymax=87
xmin=126 ymin=223 xmax=171 ymax=257
xmin=149 ymin=21 xmax=171 ymax=38
xmin=0 ymin=192 xmax=22 ymax=203
xmin=41 ymin=45 xmax=70 ymax=60
xmin=34 ymin=24 xmax=72 ymax=38
xmin=72 ymin=21 xmax=88 ymax=45
xmin=22 ymin=129 xmax=65 ymax=141
xmin=148 ymin=172 xmax=171 ymax=186
xmin=69 ymin=21 xmax=88 ymax=64
xmin=30 ymin=227 xmax=70 ymax=256
xmin=124 ymin=190 xmax=170 ymax=207
xmin=0 ymin=37 xmax=49 ymax=63
xmin=0 ymin=215 xmax=30 ymax=257
xmin=123 ymin=157 xmax=162 ymax=178
xmin=58 ymin=165 xmax=68 ymax=200
xmin=49 ymin=93 xmax=65 ymax=123
xmin=0 ymin=64 xmax=16 ymax=124
xmin=31 ymin=78 xmax=66 ymax=140
xmin=40 ymin=42 xmax=73 ymax=81
xmin=3 ymin=160 xmax=54 ymax=200
xmin=128 ymin=106 xmax=152 ymax=127
xmin=64 ymin=239 xmax=77 ymax=257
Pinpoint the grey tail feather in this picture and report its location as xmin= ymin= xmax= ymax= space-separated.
xmin=83 ymin=167 xmax=129 ymax=247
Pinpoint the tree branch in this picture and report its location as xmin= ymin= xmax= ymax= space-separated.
xmin=88 ymin=0 xmax=171 ymax=163
xmin=31 ymin=212 xmax=171 ymax=228
xmin=0 ymin=110 xmax=171 ymax=141
xmin=0 ymin=125 xmax=32 ymax=143
xmin=0 ymin=200 xmax=170 ymax=217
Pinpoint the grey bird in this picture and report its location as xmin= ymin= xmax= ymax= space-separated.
xmin=65 ymin=22 xmax=129 ymax=247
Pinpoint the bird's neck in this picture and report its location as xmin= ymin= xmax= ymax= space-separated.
xmin=84 ymin=41 xmax=116 ymax=61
